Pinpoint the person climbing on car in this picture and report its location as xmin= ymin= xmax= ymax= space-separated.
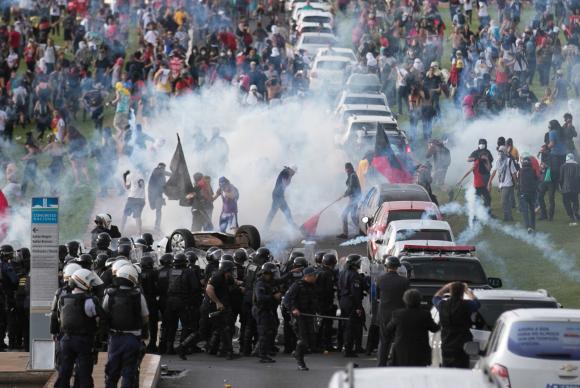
xmin=337 ymin=162 xmax=362 ymax=239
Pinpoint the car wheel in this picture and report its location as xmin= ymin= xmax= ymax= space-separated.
xmin=166 ymin=229 xmax=195 ymax=253
xmin=235 ymin=225 xmax=261 ymax=250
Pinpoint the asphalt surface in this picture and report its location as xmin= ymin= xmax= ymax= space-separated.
xmin=158 ymin=236 xmax=371 ymax=388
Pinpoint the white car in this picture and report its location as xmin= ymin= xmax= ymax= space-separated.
xmin=296 ymin=10 xmax=333 ymax=28
xmin=430 ymin=289 xmax=560 ymax=368
xmin=295 ymin=22 xmax=333 ymax=35
xmin=468 ymin=308 xmax=580 ymax=388
xmin=295 ymin=32 xmax=338 ymax=57
xmin=309 ymin=55 xmax=351 ymax=92
xmin=285 ymin=0 xmax=329 ymax=12
xmin=335 ymin=104 xmax=393 ymax=124
xmin=374 ymin=219 xmax=455 ymax=258
xmin=334 ymin=91 xmax=389 ymax=113
xmin=291 ymin=2 xmax=332 ymax=21
xmin=316 ymin=47 xmax=358 ymax=65
xmin=336 ymin=115 xmax=401 ymax=147
xmin=328 ymin=366 xmax=501 ymax=388
xmin=345 ymin=73 xmax=382 ymax=93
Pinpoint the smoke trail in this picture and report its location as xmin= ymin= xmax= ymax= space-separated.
xmin=475 ymin=241 xmax=514 ymax=287
xmin=339 ymin=235 xmax=369 ymax=246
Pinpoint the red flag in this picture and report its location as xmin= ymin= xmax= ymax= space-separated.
xmin=300 ymin=213 xmax=322 ymax=237
xmin=371 ymin=125 xmax=413 ymax=183
xmin=0 ymin=190 xmax=9 ymax=242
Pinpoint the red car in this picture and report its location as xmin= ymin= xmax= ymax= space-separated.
xmin=363 ymin=201 xmax=443 ymax=259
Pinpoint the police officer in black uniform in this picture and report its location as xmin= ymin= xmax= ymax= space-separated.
xmin=54 ymin=268 xmax=103 ymax=388
xmin=89 ymin=233 xmax=114 ymax=260
xmin=284 ymin=266 xmax=319 ymax=371
xmin=233 ymin=249 xmax=248 ymax=351
xmin=162 ymin=253 xmax=201 ymax=355
xmin=204 ymin=248 xmax=222 ymax=284
xmin=156 ymin=253 xmax=172 ymax=354
xmin=177 ymin=259 xmax=237 ymax=360
xmin=0 ymin=245 xmax=17 ymax=350
xmin=102 ymin=264 xmax=149 ymax=388
xmin=140 ymin=233 xmax=155 ymax=252
xmin=241 ymin=247 xmax=272 ymax=356
xmin=316 ymin=253 xmax=338 ymax=352
xmin=11 ymin=248 xmax=30 ymax=350
xmin=338 ymin=254 xmax=364 ymax=358
xmin=253 ymin=262 xmax=281 ymax=363
xmin=140 ymin=255 xmax=160 ymax=353
xmin=281 ymin=256 xmax=308 ymax=354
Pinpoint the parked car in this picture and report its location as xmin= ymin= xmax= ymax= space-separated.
xmin=309 ymin=55 xmax=351 ymax=92
xmin=296 ymin=10 xmax=333 ymax=28
xmin=357 ymin=184 xmax=432 ymax=235
xmin=345 ymin=73 xmax=382 ymax=93
xmin=336 ymin=104 xmax=392 ymax=123
xmin=467 ymin=308 xmax=580 ymax=388
xmin=328 ymin=364 xmax=501 ymax=388
xmin=364 ymin=200 xmax=442 ymax=253
xmin=295 ymin=22 xmax=333 ymax=35
xmin=373 ymin=219 xmax=455 ymax=258
xmin=295 ymin=32 xmax=338 ymax=57
xmin=430 ymin=289 xmax=560 ymax=367
xmin=291 ymin=1 xmax=332 ymax=21
xmin=316 ymin=47 xmax=358 ymax=65
xmin=335 ymin=116 xmax=406 ymax=159
xmin=396 ymin=245 xmax=503 ymax=305
xmin=334 ymin=91 xmax=389 ymax=113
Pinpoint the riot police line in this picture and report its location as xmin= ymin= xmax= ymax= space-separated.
xmin=42 ymin=229 xmax=377 ymax=384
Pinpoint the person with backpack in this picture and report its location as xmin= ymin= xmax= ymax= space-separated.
xmin=489 ymin=146 xmax=518 ymax=221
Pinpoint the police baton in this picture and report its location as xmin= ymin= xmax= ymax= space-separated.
xmin=299 ymin=313 xmax=351 ymax=321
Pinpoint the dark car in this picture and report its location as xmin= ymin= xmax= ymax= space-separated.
xmin=165 ymin=225 xmax=261 ymax=253
xmin=397 ymin=245 xmax=503 ymax=306
xmin=357 ymin=183 xmax=432 ymax=234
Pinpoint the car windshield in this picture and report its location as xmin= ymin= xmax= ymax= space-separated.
xmin=508 ymin=321 xmax=580 ymax=360
xmin=316 ymin=60 xmax=348 ymax=70
xmin=473 ymin=300 xmax=559 ymax=330
xmin=406 ymin=259 xmax=488 ymax=283
xmin=302 ymin=27 xmax=332 ymax=34
xmin=302 ymin=16 xmax=332 ymax=24
xmin=387 ymin=210 xmax=438 ymax=223
xmin=344 ymin=97 xmax=385 ymax=105
xmin=344 ymin=109 xmax=390 ymax=117
xmin=395 ymin=229 xmax=451 ymax=242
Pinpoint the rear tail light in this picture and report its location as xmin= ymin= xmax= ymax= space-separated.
xmin=405 ymin=145 xmax=412 ymax=153
xmin=490 ymin=364 xmax=511 ymax=387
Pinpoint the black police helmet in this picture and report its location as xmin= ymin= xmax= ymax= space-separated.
xmin=18 ymin=247 xmax=31 ymax=261
xmin=384 ymin=255 xmax=401 ymax=268
xmin=346 ymin=254 xmax=362 ymax=269
xmin=76 ymin=254 xmax=93 ymax=269
xmin=289 ymin=251 xmax=305 ymax=261
xmin=159 ymin=253 xmax=173 ymax=266
xmin=135 ymin=238 xmax=147 ymax=247
xmin=219 ymin=260 xmax=235 ymax=273
xmin=185 ymin=251 xmax=198 ymax=264
xmin=173 ymin=253 xmax=187 ymax=266
xmin=140 ymin=255 xmax=155 ymax=269
xmin=97 ymin=232 xmax=111 ymax=246
xmin=58 ymin=245 xmax=68 ymax=261
xmin=0 ymin=244 xmax=14 ymax=254
xmin=233 ymin=248 xmax=248 ymax=264
xmin=117 ymin=244 xmax=131 ymax=258
xmin=314 ymin=251 xmax=325 ymax=264
xmin=118 ymin=237 xmax=132 ymax=246
xmin=221 ymin=254 xmax=234 ymax=262
xmin=294 ymin=257 xmax=309 ymax=268
xmin=66 ymin=241 xmax=81 ymax=256
xmin=95 ymin=254 xmax=109 ymax=269
xmin=256 ymin=247 xmax=272 ymax=261
xmin=207 ymin=248 xmax=223 ymax=262
xmin=141 ymin=233 xmax=154 ymax=246
xmin=322 ymin=253 xmax=337 ymax=267
xmin=260 ymin=262 xmax=277 ymax=275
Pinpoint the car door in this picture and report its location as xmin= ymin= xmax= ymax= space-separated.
xmin=358 ymin=187 xmax=377 ymax=223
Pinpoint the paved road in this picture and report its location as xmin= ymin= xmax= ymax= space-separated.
xmin=158 ymin=236 xmax=371 ymax=388
xmin=158 ymin=352 xmax=376 ymax=388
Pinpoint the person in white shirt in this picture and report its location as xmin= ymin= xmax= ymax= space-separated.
xmin=121 ymin=170 xmax=146 ymax=235
xmin=488 ymin=145 xmax=518 ymax=221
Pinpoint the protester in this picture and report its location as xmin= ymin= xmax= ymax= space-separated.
xmin=337 ymin=162 xmax=362 ymax=240
xmin=559 ymin=153 xmax=580 ymax=226
xmin=121 ymin=170 xmax=146 ymax=235
xmin=518 ymin=156 xmax=540 ymax=233
xmin=489 ymin=145 xmax=518 ymax=221
xmin=213 ymin=176 xmax=240 ymax=233
xmin=264 ymin=165 xmax=298 ymax=231
xmin=148 ymin=163 xmax=170 ymax=232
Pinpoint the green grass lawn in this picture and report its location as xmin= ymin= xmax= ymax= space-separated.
xmin=435 ymin=185 xmax=580 ymax=308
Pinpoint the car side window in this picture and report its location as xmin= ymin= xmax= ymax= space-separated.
xmin=485 ymin=320 xmax=504 ymax=356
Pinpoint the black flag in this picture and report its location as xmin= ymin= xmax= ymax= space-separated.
xmin=164 ymin=134 xmax=194 ymax=207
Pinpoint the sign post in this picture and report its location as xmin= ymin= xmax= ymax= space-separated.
xmin=29 ymin=197 xmax=59 ymax=370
